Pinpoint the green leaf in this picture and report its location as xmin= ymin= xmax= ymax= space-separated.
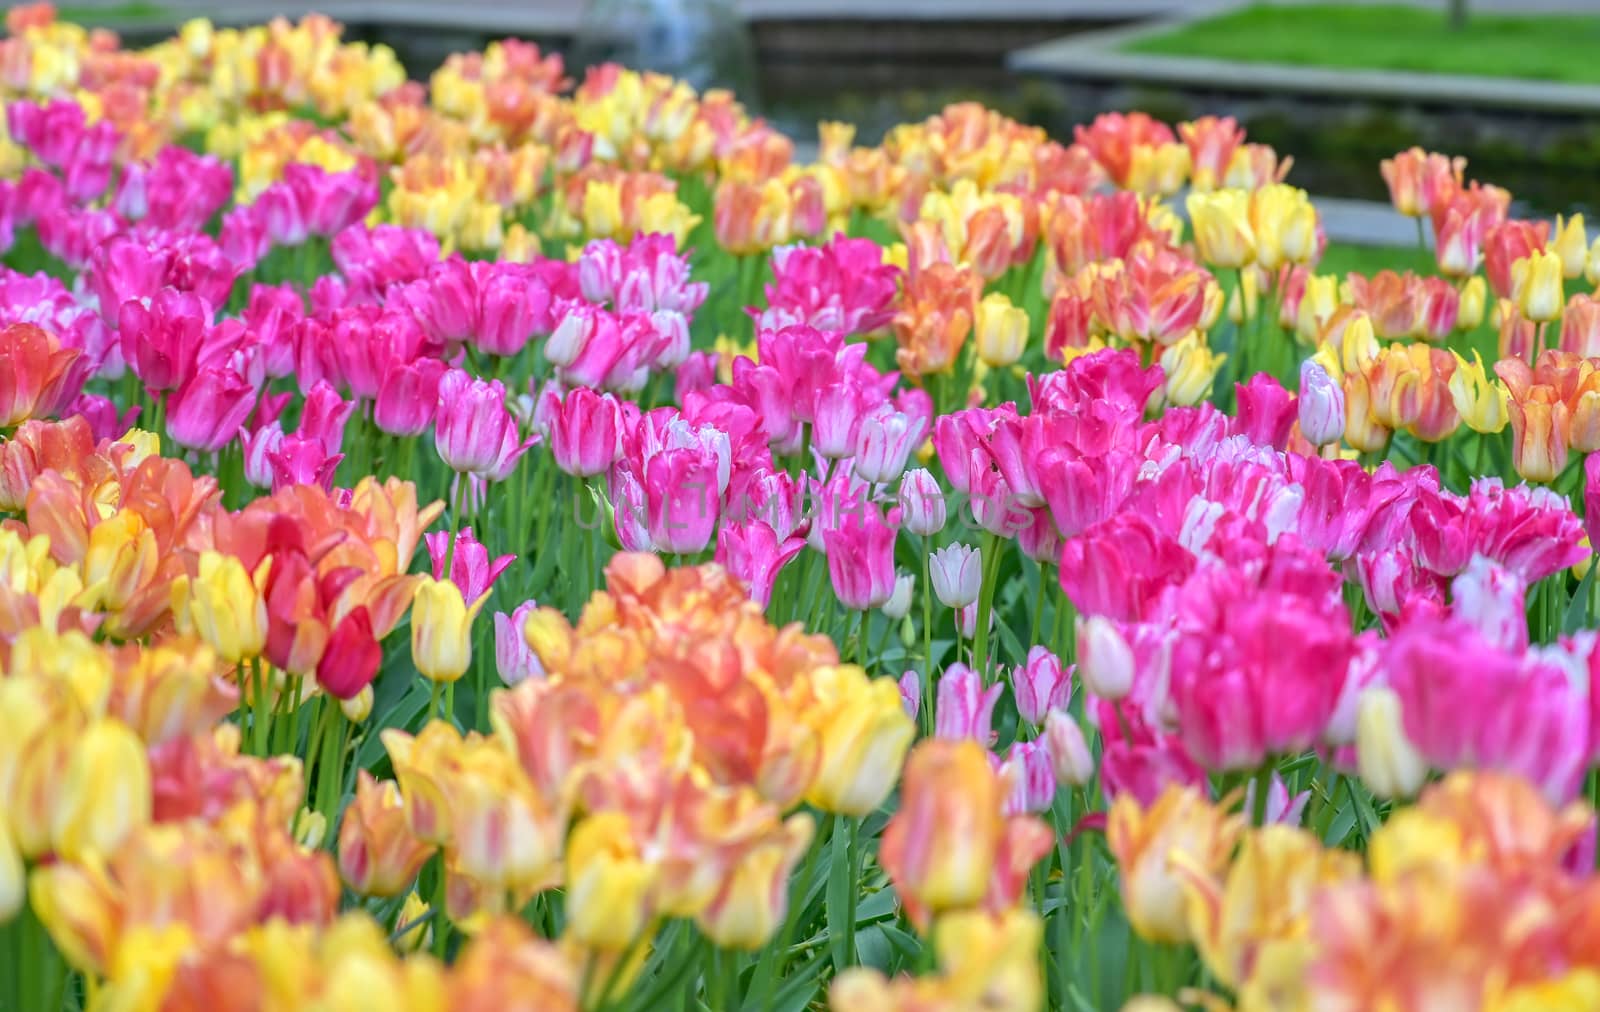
xmin=766 ymin=951 xmax=828 ymax=1012
xmin=826 ymin=816 xmax=855 ymax=972
xmin=1565 ymin=561 xmax=1596 ymax=634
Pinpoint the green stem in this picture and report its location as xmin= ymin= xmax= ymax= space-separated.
xmin=1251 ymin=762 xmax=1274 ymax=827
xmin=921 ymin=539 xmax=935 ymax=735
xmin=972 ymin=531 xmax=1003 ymax=681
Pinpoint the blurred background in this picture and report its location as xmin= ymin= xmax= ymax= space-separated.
xmin=43 ymin=0 xmax=1600 ymax=219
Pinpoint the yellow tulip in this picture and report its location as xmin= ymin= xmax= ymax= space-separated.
xmin=1355 ymin=688 xmax=1429 ymax=800
xmin=1160 ymin=332 xmax=1226 ymax=407
xmin=411 ymin=576 xmax=484 ymax=684
xmin=394 ymin=891 xmax=434 ymax=953
xmin=697 ymin=814 xmax=814 ymax=950
xmin=172 ymin=550 xmax=269 ymax=664
xmin=581 ymin=180 xmax=624 ymax=239
xmin=0 ymin=820 xmax=20 ymax=924
xmin=1249 ymin=183 xmax=1318 ymax=270
xmin=1294 ymin=273 xmax=1340 ymax=345
xmin=1458 ymin=275 xmax=1488 ymax=331
xmin=565 ymin=812 xmax=655 ymax=951
xmin=1553 ymin=213 xmax=1589 ymax=280
xmin=1448 ymin=350 xmax=1509 ymax=434
xmin=933 ymin=907 xmax=1045 ymax=1012
xmin=1107 ymin=785 xmax=1243 ymax=944
xmin=1511 ymin=250 xmax=1564 ymax=323
xmin=802 ymin=665 xmax=915 ymax=816
xmin=1186 ymin=189 xmax=1257 ymax=269
xmin=974 ymin=293 xmax=1029 ymax=368
xmin=52 ymin=718 xmax=152 ymax=863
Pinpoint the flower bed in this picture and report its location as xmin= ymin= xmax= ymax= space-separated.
xmin=0 ymin=3 xmax=1598 ymax=1010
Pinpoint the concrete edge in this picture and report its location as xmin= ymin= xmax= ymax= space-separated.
xmin=1008 ymin=6 xmax=1600 ymax=117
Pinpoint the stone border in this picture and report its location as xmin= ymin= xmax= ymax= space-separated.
xmin=1008 ymin=2 xmax=1600 ymax=117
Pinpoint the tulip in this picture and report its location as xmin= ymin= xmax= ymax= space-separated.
xmin=643 ymin=447 xmax=723 ymax=556
xmin=411 ymin=575 xmax=486 ymax=684
xmin=879 ymin=739 xmax=1002 ymax=916
xmin=1078 ymin=614 xmax=1134 ymax=701
xmin=338 ymin=772 xmax=436 ymax=897
xmin=1297 ymin=359 xmax=1345 ymax=446
xmin=1587 ymin=454 xmax=1600 ymax=554
xmin=897 ymin=670 xmax=920 ymax=721
xmin=1012 ymin=646 xmax=1071 ymax=727
xmin=1045 ymin=709 xmax=1095 ymax=787
xmin=853 ymin=406 xmax=919 ymax=484
xmin=823 ymin=509 xmax=898 ymax=611
xmin=267 ymin=435 xmax=343 ymax=493
xmin=564 ymin=812 xmax=654 ymax=951
xmin=929 ymin=543 xmax=982 ymax=609
xmin=547 ymin=387 xmax=625 ymax=478
xmin=1448 ymin=350 xmax=1508 ymax=434
xmin=374 ymin=359 xmax=445 ymax=438
xmin=1554 ymin=213 xmax=1588 ymax=279
xmin=1249 ymin=184 xmax=1318 ymax=271
xmin=974 ymin=293 xmax=1029 ymax=368
xmin=425 ymin=527 xmax=514 ymax=605
xmin=317 ymin=607 xmax=382 ymax=701
xmin=0 ymin=323 xmax=84 ymax=427
xmin=341 ymin=686 xmax=375 ymax=724
xmin=1186 ymin=189 xmax=1256 ymax=269
xmin=935 ymin=663 xmax=1003 ymax=744
xmin=1001 ymin=739 xmax=1057 ymax=815
xmin=494 ymin=601 xmax=546 ymax=685
xmin=1506 ymin=396 xmax=1569 ymax=484
xmin=433 ymin=368 xmax=531 ymax=480
xmin=51 ymin=718 xmax=151 ymax=862
xmin=715 ymin=519 xmax=806 ymax=609
xmin=1511 ymin=250 xmax=1564 ymax=323
xmin=813 ymin=379 xmax=868 ymax=460
xmin=804 ymin=664 xmax=916 ymax=816
xmin=173 ymin=551 xmax=269 ymax=664
xmin=898 ymin=468 xmax=947 ymax=537
xmin=697 ymin=815 xmax=814 ymax=950
xmin=1159 ymin=333 xmax=1225 ymax=407
xmin=1458 ymin=275 xmax=1488 ymax=330
xmin=1107 ymin=785 xmax=1244 ymax=943
xmin=882 ymin=572 xmax=915 ymax=621
xmin=166 ymin=362 xmax=259 ymax=453
xmin=1355 ymin=687 xmax=1428 ymax=800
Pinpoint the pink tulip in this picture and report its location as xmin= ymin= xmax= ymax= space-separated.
xmin=476 ymin=268 xmax=552 ymax=357
xmin=715 ymin=519 xmax=806 ymax=608
xmin=297 ymin=380 xmax=354 ymax=456
xmin=1587 ymin=454 xmax=1600 ymax=553
xmin=1096 ymin=698 xmax=1207 ymax=805
xmin=401 ymin=258 xmax=477 ymax=346
xmin=897 ymin=468 xmax=947 ymax=537
xmin=547 ymin=387 xmax=625 ymax=478
xmin=1000 ymin=739 xmax=1056 ymax=816
xmin=608 ymin=462 xmax=653 ymax=552
xmin=1386 ymin=616 xmax=1589 ymax=802
xmin=822 ymin=506 xmax=897 ymax=610
xmin=853 ymin=404 xmax=918 ymax=484
xmin=166 ymin=361 xmax=258 ymax=453
xmin=374 ymin=359 xmax=446 ymax=438
xmin=812 ymin=379 xmax=869 ymax=460
xmin=643 ymin=446 xmax=723 ymax=555
xmin=1451 ymin=555 xmax=1528 ymax=651
xmin=267 ymin=434 xmax=343 ymax=492
xmin=1232 ymin=372 xmax=1298 ymax=450
xmin=426 ymin=527 xmax=515 ymax=605
xmin=241 ymin=420 xmax=285 ymax=488
xmin=67 ymin=392 xmax=138 ymax=441
xmin=494 ymin=601 xmax=545 ymax=685
xmin=935 ymin=662 xmax=1002 ymax=744
xmin=1011 ymin=646 xmax=1072 ymax=727
xmin=898 ymin=670 xmax=921 ymax=721
xmin=118 ymin=288 xmax=212 ymax=393
xmin=1059 ymin=513 xmax=1195 ymax=622
xmin=1044 ymin=709 xmax=1094 ymax=787
xmin=433 ymin=368 xmax=532 ymax=480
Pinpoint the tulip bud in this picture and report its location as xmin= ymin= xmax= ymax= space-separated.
xmin=928 ymin=543 xmax=982 ymax=609
xmin=1187 ymin=189 xmax=1257 ymax=269
xmin=1045 ymin=709 xmax=1094 ymax=787
xmin=294 ymin=807 xmax=328 ymax=849
xmin=394 ymin=892 xmax=433 ymax=952
xmin=898 ymin=468 xmax=947 ymax=537
xmin=565 ymin=812 xmax=653 ymax=951
xmin=882 ymin=573 xmax=915 ymax=621
xmin=1356 ymin=687 xmax=1427 ymax=800
xmin=1457 ymin=275 xmax=1487 ymax=331
xmin=1078 ymin=615 xmax=1134 ymax=701
xmin=341 ymin=685 xmax=374 ymax=724
xmin=897 ymin=670 xmax=920 ymax=721
xmin=1159 ymin=333 xmax=1225 ymax=407
xmin=1297 ymin=359 xmax=1345 ymax=446
xmin=975 ymin=293 xmax=1029 ymax=368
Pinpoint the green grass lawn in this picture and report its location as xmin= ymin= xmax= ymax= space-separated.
xmin=1126 ymin=3 xmax=1600 ymax=84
